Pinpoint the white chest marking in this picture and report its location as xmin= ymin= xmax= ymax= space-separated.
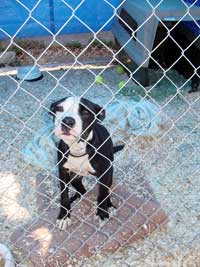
xmin=63 ymin=154 xmax=95 ymax=176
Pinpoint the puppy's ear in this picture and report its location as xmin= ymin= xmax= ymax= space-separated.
xmin=49 ymin=102 xmax=57 ymax=116
xmin=81 ymin=98 xmax=106 ymax=122
xmin=96 ymin=106 xmax=105 ymax=122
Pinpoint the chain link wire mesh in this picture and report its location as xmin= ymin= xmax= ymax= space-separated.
xmin=0 ymin=0 xmax=200 ymax=266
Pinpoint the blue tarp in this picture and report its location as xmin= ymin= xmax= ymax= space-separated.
xmin=0 ymin=0 xmax=120 ymax=39
xmin=1 ymin=0 xmax=199 ymax=40
xmin=183 ymin=0 xmax=200 ymax=36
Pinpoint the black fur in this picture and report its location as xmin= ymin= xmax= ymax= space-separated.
xmin=50 ymin=97 xmax=124 ymax=224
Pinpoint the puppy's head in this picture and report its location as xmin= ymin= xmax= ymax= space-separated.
xmin=49 ymin=96 xmax=105 ymax=144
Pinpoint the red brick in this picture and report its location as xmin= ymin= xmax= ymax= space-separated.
xmin=11 ymin=175 xmax=168 ymax=266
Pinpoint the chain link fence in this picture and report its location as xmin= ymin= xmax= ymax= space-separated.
xmin=0 ymin=0 xmax=200 ymax=266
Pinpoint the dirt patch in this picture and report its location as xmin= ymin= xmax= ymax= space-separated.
xmin=0 ymin=39 xmax=116 ymax=67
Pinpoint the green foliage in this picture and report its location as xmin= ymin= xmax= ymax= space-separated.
xmin=15 ymin=39 xmax=45 ymax=50
xmin=65 ymin=41 xmax=82 ymax=48
xmin=7 ymin=39 xmax=45 ymax=55
xmin=90 ymin=38 xmax=116 ymax=48
xmin=0 ymin=42 xmax=5 ymax=52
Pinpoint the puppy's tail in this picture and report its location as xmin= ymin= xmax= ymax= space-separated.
xmin=113 ymin=145 xmax=125 ymax=154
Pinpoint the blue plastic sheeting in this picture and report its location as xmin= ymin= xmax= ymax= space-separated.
xmin=184 ymin=0 xmax=200 ymax=4
xmin=183 ymin=0 xmax=200 ymax=36
xmin=0 ymin=0 xmax=120 ymax=40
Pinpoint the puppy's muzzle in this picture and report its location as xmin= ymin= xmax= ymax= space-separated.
xmin=61 ymin=116 xmax=75 ymax=134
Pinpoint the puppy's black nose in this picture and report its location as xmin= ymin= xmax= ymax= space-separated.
xmin=62 ymin=116 xmax=75 ymax=128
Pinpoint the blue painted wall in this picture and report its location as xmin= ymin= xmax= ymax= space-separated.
xmin=0 ymin=0 xmax=120 ymax=39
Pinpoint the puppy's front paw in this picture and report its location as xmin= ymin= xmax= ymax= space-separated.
xmin=96 ymin=208 xmax=109 ymax=221
xmin=99 ymin=217 xmax=109 ymax=228
xmin=96 ymin=209 xmax=109 ymax=228
xmin=70 ymin=192 xmax=81 ymax=204
xmin=109 ymin=206 xmax=117 ymax=216
xmin=56 ymin=217 xmax=72 ymax=230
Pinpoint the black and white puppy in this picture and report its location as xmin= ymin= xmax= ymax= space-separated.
xmin=49 ymin=96 xmax=124 ymax=230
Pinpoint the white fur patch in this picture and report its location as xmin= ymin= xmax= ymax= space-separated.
xmin=69 ymin=131 xmax=93 ymax=155
xmin=63 ymin=154 xmax=95 ymax=176
xmin=53 ymin=97 xmax=95 ymax=176
xmin=110 ymin=206 xmax=117 ymax=216
xmin=56 ymin=218 xmax=72 ymax=230
xmin=54 ymin=96 xmax=82 ymax=145
xmin=99 ymin=218 xmax=109 ymax=228
xmin=63 ymin=131 xmax=94 ymax=176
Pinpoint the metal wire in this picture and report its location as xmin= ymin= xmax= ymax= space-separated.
xmin=0 ymin=0 xmax=200 ymax=266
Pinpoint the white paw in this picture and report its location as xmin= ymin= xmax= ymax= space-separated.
xmin=109 ymin=207 xmax=117 ymax=216
xmin=99 ymin=218 xmax=109 ymax=228
xmin=56 ymin=218 xmax=72 ymax=230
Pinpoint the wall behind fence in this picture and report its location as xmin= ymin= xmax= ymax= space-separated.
xmin=183 ymin=0 xmax=200 ymax=36
xmin=0 ymin=0 xmax=120 ymax=40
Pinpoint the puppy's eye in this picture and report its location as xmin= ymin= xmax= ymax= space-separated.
xmin=56 ymin=106 xmax=63 ymax=112
xmin=49 ymin=105 xmax=63 ymax=116
xmin=55 ymin=106 xmax=63 ymax=112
